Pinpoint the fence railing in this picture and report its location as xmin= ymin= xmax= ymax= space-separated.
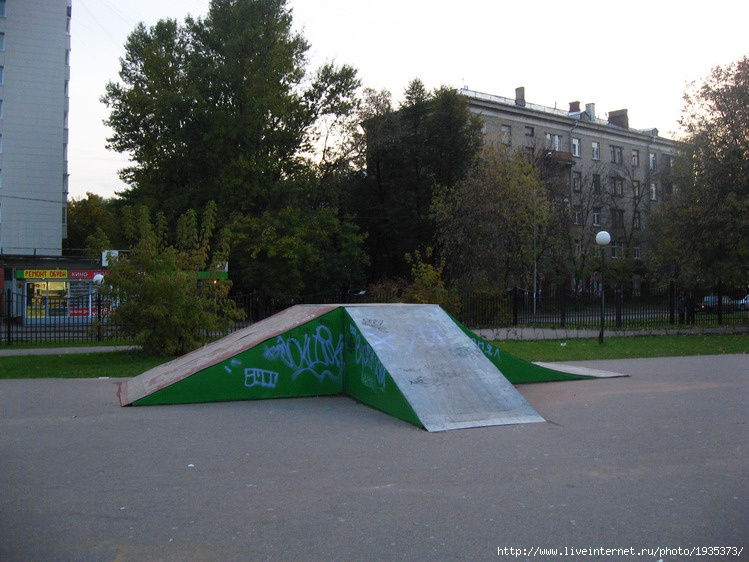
xmin=2 ymin=282 xmax=747 ymax=345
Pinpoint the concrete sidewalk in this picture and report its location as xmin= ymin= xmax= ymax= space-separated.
xmin=0 ymin=345 xmax=135 ymax=356
xmin=1 ymin=354 xmax=746 ymax=561
xmin=476 ymin=324 xmax=749 ymax=341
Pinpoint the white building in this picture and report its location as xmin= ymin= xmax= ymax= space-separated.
xmin=0 ymin=0 xmax=71 ymax=256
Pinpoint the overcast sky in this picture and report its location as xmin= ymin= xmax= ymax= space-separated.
xmin=69 ymin=0 xmax=749 ymax=199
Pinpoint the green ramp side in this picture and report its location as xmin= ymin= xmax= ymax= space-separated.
xmin=449 ymin=315 xmax=595 ymax=384
xmin=121 ymin=306 xmax=346 ymax=406
xmin=342 ymin=310 xmax=422 ymax=428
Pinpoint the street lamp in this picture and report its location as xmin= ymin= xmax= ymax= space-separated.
xmin=93 ymin=274 xmax=104 ymax=342
xmin=596 ymin=231 xmax=611 ymax=344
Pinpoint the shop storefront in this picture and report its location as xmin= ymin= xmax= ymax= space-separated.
xmin=14 ymin=269 xmax=108 ymax=321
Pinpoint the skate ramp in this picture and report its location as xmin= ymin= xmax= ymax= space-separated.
xmin=120 ymin=304 xmax=591 ymax=431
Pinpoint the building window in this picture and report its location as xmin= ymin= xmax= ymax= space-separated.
xmin=591 ymin=141 xmax=600 ymax=161
xmin=0 ymin=32 xmax=5 ymax=51
xmin=572 ymin=171 xmax=582 ymax=192
xmin=611 ymin=242 xmax=620 ymax=259
xmin=650 ymin=182 xmax=658 ymax=200
xmin=572 ymin=137 xmax=581 ymax=157
xmin=610 ymin=145 xmax=623 ymax=164
xmin=546 ymin=133 xmax=563 ymax=151
xmin=0 ymin=66 xmax=4 ymax=85
xmin=501 ymin=124 xmax=512 ymax=146
xmin=633 ymin=211 xmax=641 ymax=229
xmin=631 ymin=149 xmax=640 ymax=167
xmin=0 ymin=1 xmax=5 ymax=18
xmin=611 ymin=208 xmax=625 ymax=228
xmin=649 ymin=153 xmax=657 ymax=170
xmin=633 ymin=180 xmax=641 ymax=198
xmin=573 ymin=207 xmax=582 ymax=225
xmin=611 ymin=176 xmax=623 ymax=196
xmin=592 ymin=174 xmax=601 ymax=193
xmin=523 ymin=146 xmax=534 ymax=163
xmin=525 ymin=126 xmax=534 ymax=137
xmin=593 ymin=208 xmax=601 ymax=226
xmin=634 ymin=246 xmax=642 ymax=259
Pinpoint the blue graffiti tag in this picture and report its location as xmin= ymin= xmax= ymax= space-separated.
xmin=263 ymin=325 xmax=344 ymax=384
xmin=472 ymin=337 xmax=501 ymax=360
xmin=349 ymin=324 xmax=387 ymax=391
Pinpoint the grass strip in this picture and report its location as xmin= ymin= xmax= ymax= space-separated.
xmin=494 ymin=333 xmax=749 ymax=362
xmin=0 ymin=351 xmax=170 ymax=379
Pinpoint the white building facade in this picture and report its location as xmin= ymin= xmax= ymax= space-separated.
xmin=0 ymin=0 xmax=71 ymax=256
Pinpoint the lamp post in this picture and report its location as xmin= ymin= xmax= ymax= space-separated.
xmin=595 ymin=231 xmax=611 ymax=344
xmin=93 ymin=273 xmax=104 ymax=342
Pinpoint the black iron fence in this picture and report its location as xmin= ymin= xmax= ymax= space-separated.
xmin=483 ymin=281 xmax=749 ymax=330
xmin=2 ymin=282 xmax=747 ymax=345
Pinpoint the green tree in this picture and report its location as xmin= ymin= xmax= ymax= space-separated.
xmin=402 ymin=248 xmax=461 ymax=317
xmin=101 ymin=0 xmax=360 ymax=222
xmin=432 ymin=145 xmax=546 ymax=290
xmin=651 ymin=56 xmax=749 ymax=284
xmin=64 ymin=193 xmax=119 ymax=252
xmin=90 ymin=202 xmax=242 ymax=356
xmin=229 ymin=206 xmax=368 ymax=300
xmin=352 ymin=81 xmax=483 ymax=280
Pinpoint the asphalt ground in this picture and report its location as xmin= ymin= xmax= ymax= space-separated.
xmin=0 ymin=355 xmax=747 ymax=561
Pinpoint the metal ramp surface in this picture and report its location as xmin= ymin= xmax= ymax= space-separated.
xmin=344 ymin=305 xmax=543 ymax=431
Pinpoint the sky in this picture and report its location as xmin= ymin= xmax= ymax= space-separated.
xmin=69 ymin=0 xmax=749 ymax=200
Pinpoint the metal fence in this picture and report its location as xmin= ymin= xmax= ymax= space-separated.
xmin=459 ymin=281 xmax=749 ymax=329
xmin=2 ymin=282 xmax=747 ymax=345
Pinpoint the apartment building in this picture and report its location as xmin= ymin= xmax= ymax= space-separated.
xmin=461 ymin=87 xmax=679 ymax=270
xmin=0 ymin=0 xmax=71 ymax=256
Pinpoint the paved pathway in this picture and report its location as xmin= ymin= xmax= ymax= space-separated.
xmin=0 ymin=354 xmax=746 ymax=561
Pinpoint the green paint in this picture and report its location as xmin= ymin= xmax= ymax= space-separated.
xmin=133 ymin=310 xmax=345 ymax=405
xmin=342 ymin=313 xmax=421 ymax=427
xmin=450 ymin=315 xmax=593 ymax=383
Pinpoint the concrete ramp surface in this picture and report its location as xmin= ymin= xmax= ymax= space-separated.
xmin=120 ymin=304 xmax=590 ymax=431
xmin=344 ymin=305 xmax=543 ymax=431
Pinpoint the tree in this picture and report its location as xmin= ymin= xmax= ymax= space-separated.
xmin=89 ymin=202 xmax=242 ymax=356
xmin=351 ymin=82 xmax=483 ymax=280
xmin=101 ymin=0 xmax=360 ymax=223
xmin=432 ymin=145 xmax=546 ymax=290
xmin=650 ymin=56 xmax=749 ymax=284
xmin=229 ymin=206 xmax=368 ymax=300
xmin=64 ymin=193 xmax=119 ymax=252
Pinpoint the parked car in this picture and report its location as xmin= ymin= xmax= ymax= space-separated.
xmin=696 ymin=295 xmax=735 ymax=313
xmin=734 ymin=294 xmax=749 ymax=311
